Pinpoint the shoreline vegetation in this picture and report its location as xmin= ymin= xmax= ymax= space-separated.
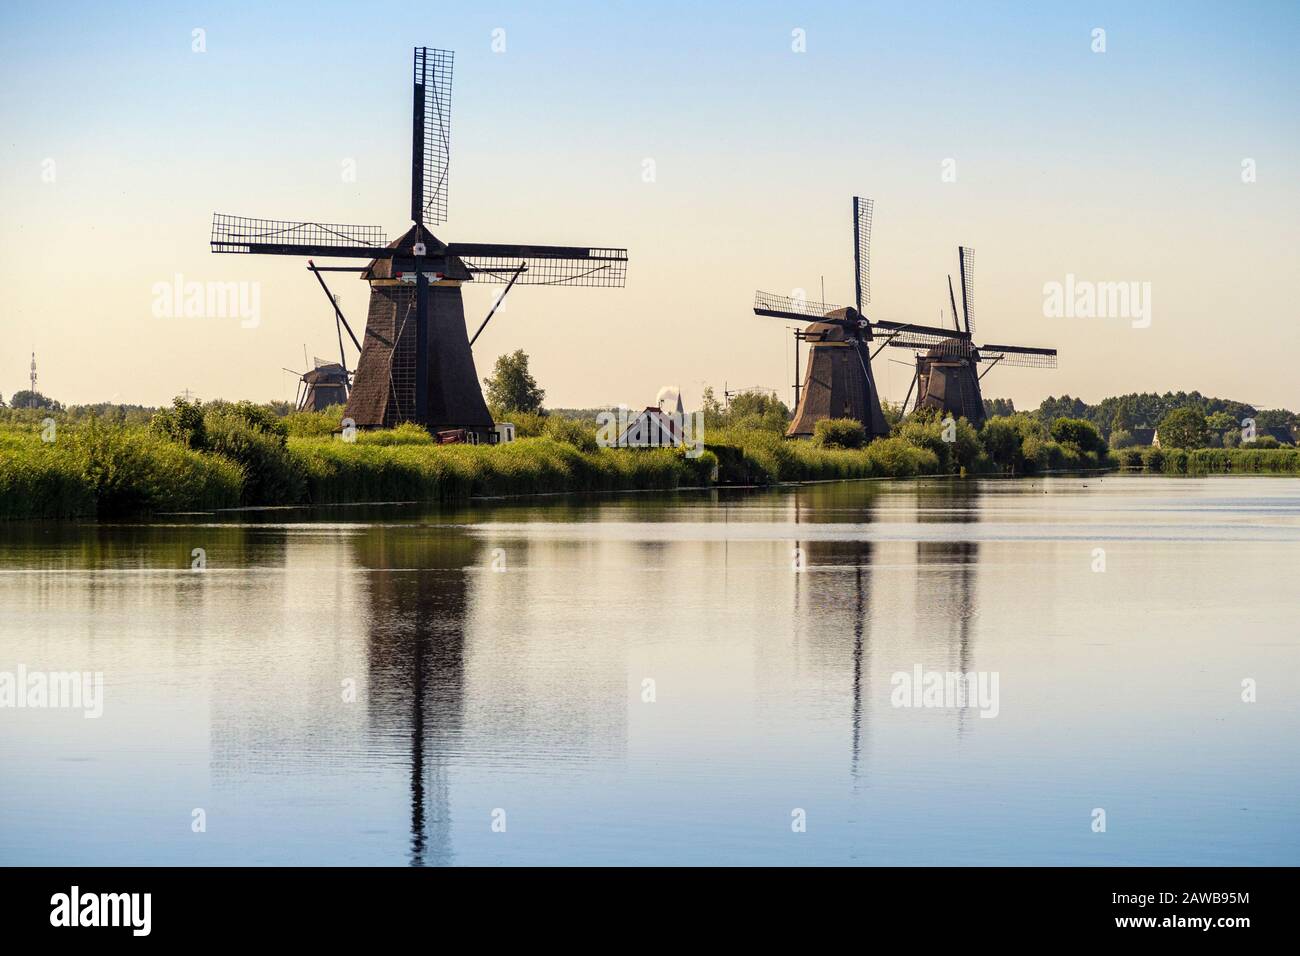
xmin=2 ymin=398 xmax=1295 ymax=521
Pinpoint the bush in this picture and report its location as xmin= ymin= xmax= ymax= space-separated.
xmin=1118 ymin=446 xmax=1145 ymax=468
xmin=283 ymin=405 xmax=344 ymax=437
xmin=863 ymin=436 xmax=940 ymax=477
xmin=813 ymin=418 xmax=866 ymax=449
xmin=202 ymin=407 xmax=304 ymax=505
xmin=896 ymin=414 xmax=983 ymax=473
xmin=544 ymin=416 xmax=599 ymax=453
xmin=149 ymin=397 xmax=207 ymax=448
xmin=68 ymin=421 xmax=242 ymax=515
xmin=0 ymin=438 xmax=97 ymax=519
xmin=982 ymin=414 xmax=1045 ymax=473
xmin=1244 ymin=435 xmax=1282 ymax=449
xmin=1051 ymin=417 xmax=1107 ymax=454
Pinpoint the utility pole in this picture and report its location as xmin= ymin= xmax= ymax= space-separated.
xmin=29 ymin=352 xmax=37 ymax=408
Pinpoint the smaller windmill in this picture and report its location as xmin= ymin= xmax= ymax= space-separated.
xmin=754 ymin=197 xmax=972 ymax=438
xmin=282 ymin=261 xmax=365 ymax=411
xmin=888 ymin=246 xmax=1057 ymax=427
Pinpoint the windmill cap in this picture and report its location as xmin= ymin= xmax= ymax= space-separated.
xmin=363 ymin=224 xmax=469 ymax=281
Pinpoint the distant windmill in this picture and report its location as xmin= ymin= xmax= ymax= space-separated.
xmin=211 ymin=46 xmax=628 ymax=440
xmin=888 ymin=246 xmax=1057 ymax=427
xmin=282 ymin=261 xmax=365 ymax=411
xmin=754 ymin=197 xmax=972 ymax=438
xmin=283 ymin=358 xmax=350 ymax=412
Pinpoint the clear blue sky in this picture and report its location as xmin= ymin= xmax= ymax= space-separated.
xmin=2 ymin=1 xmax=1298 ymax=410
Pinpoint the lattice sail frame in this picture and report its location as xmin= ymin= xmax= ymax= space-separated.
xmin=211 ymin=214 xmax=387 ymax=253
xmin=978 ymin=344 xmax=1058 ymax=368
xmin=754 ymin=290 xmax=856 ymax=321
xmin=853 ymin=196 xmax=874 ymax=311
xmin=959 ymin=245 xmax=975 ymax=335
xmin=455 ymin=246 xmax=628 ymax=287
xmin=412 ymin=47 xmax=453 ymax=226
xmin=887 ymin=339 xmax=1057 ymax=367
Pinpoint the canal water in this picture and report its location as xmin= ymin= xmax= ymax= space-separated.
xmin=1 ymin=475 xmax=1297 ymax=865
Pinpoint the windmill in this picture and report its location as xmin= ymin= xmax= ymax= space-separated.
xmin=888 ymin=246 xmax=1057 ymax=427
xmin=754 ymin=197 xmax=972 ymax=438
xmin=283 ymin=358 xmax=351 ymax=412
xmin=280 ymin=261 xmax=365 ymax=411
xmin=211 ymin=46 xmax=627 ymax=440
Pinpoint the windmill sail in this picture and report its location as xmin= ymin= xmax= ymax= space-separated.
xmin=978 ymin=344 xmax=1058 ymax=368
xmin=958 ymin=246 xmax=975 ymax=335
xmin=411 ymin=47 xmax=453 ymax=226
xmin=754 ymin=291 xmax=855 ymax=323
xmin=450 ymin=243 xmax=628 ymax=287
xmin=853 ymin=196 xmax=873 ymax=313
xmin=211 ymin=214 xmax=388 ymax=258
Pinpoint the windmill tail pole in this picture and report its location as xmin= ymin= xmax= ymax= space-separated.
xmin=468 ymin=261 xmax=526 ymax=347
xmin=308 ymin=261 xmax=362 ymax=352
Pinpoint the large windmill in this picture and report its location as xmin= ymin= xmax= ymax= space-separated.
xmin=754 ymin=197 xmax=972 ymax=439
xmin=888 ymin=246 xmax=1057 ymax=427
xmin=211 ymin=46 xmax=627 ymax=439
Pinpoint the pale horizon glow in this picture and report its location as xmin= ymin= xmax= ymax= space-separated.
xmin=2 ymin=1 xmax=1298 ymax=414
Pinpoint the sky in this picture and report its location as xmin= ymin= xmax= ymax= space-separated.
xmin=2 ymin=0 xmax=1298 ymax=413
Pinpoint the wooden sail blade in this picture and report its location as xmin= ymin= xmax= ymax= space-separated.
xmin=211 ymin=213 xmax=390 ymax=258
xmin=754 ymin=290 xmax=853 ymax=322
xmin=978 ymin=343 xmax=1057 ymax=368
xmin=451 ymin=243 xmax=627 ymax=287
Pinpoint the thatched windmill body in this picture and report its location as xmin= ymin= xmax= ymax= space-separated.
xmin=212 ymin=47 xmax=627 ymax=439
xmin=891 ymin=247 xmax=1057 ymax=427
xmin=754 ymin=197 xmax=972 ymax=438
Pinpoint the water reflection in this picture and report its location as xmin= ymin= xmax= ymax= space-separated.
xmin=916 ymin=483 xmax=981 ymax=730
xmin=354 ymin=531 xmax=475 ymax=866
xmin=3 ymin=477 xmax=1299 ymax=865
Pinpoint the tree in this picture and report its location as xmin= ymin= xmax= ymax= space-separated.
xmin=983 ymin=397 xmax=1015 ymax=419
xmin=1206 ymin=411 xmax=1235 ymax=433
xmin=1158 ymin=407 xmax=1208 ymax=449
xmin=700 ymin=385 xmax=725 ymax=429
xmin=727 ymin=390 xmax=788 ymax=430
xmin=483 ymin=349 xmax=545 ymax=414
xmin=1050 ymin=417 xmax=1107 ymax=454
xmin=9 ymin=389 xmax=61 ymax=411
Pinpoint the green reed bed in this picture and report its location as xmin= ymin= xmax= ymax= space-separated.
xmin=1118 ymin=445 xmax=1300 ymax=474
xmin=290 ymin=435 xmax=715 ymax=503
xmin=0 ymin=423 xmax=242 ymax=519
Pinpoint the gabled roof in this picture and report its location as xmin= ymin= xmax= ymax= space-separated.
xmin=617 ymin=406 xmax=686 ymax=445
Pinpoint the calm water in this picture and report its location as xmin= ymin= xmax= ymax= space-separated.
xmin=1 ymin=475 xmax=1297 ymax=866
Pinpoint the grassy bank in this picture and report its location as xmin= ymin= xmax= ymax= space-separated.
xmin=0 ymin=404 xmax=1125 ymax=520
xmin=1116 ymin=445 xmax=1300 ymax=474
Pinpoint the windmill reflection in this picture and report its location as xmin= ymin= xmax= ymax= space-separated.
xmin=354 ymin=528 xmax=477 ymax=867
xmin=790 ymin=483 xmax=879 ymax=782
xmin=914 ymin=481 xmax=981 ymax=731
